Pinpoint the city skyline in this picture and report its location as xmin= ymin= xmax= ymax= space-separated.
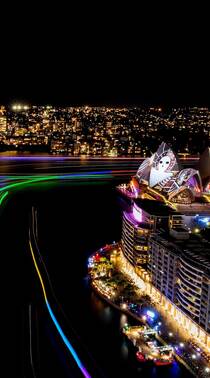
xmin=0 ymin=105 xmax=210 ymax=156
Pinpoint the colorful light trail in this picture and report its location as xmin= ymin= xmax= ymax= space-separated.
xmin=29 ymin=240 xmax=91 ymax=378
xmin=0 ymin=155 xmax=199 ymax=161
xmin=0 ymin=172 xmax=115 ymax=378
xmin=0 ymin=191 xmax=8 ymax=205
xmin=0 ymin=171 xmax=113 ymax=193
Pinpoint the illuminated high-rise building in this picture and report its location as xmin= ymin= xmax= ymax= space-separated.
xmin=148 ymin=231 xmax=210 ymax=333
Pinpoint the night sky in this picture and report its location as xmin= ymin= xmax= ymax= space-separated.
xmin=1 ymin=7 xmax=209 ymax=107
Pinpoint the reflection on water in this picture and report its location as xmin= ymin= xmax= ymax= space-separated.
xmin=120 ymin=314 xmax=128 ymax=328
xmin=91 ymin=292 xmax=113 ymax=324
xmin=121 ymin=341 xmax=129 ymax=359
xmin=102 ymin=307 xmax=113 ymax=324
xmin=90 ymin=292 xmax=105 ymax=313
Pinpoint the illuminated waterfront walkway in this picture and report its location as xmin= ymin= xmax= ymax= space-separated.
xmin=88 ymin=245 xmax=210 ymax=378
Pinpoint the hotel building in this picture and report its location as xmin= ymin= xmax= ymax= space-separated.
xmin=148 ymin=232 xmax=210 ymax=332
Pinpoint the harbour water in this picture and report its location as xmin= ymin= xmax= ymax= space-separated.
xmin=0 ymin=160 xmax=193 ymax=377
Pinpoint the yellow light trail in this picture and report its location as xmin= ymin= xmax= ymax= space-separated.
xmin=29 ymin=240 xmax=47 ymax=301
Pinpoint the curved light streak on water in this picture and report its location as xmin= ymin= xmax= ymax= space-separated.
xmin=29 ymin=240 xmax=91 ymax=378
xmin=0 ymin=167 xmax=137 ymax=377
xmin=0 ymin=171 xmax=113 ymax=192
xmin=0 ymin=173 xmax=114 ymax=378
xmin=0 ymin=191 xmax=8 ymax=205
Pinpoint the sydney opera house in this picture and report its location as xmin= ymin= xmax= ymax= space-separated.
xmin=118 ymin=142 xmax=210 ymax=212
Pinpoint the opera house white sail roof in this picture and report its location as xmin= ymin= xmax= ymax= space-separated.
xmin=130 ymin=142 xmax=210 ymax=206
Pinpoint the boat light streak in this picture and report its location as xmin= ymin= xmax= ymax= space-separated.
xmin=29 ymin=241 xmax=91 ymax=378
xmin=0 ymin=191 xmax=8 ymax=205
xmin=0 ymin=171 xmax=113 ymax=192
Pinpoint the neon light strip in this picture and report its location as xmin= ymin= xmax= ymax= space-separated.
xmin=29 ymin=241 xmax=91 ymax=378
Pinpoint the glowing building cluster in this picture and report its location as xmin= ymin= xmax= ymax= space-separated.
xmin=118 ymin=142 xmax=210 ymax=349
xmin=0 ymin=105 xmax=210 ymax=155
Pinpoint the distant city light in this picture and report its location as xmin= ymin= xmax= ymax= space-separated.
xmin=0 ymin=106 xmax=209 ymax=158
xmin=12 ymin=104 xmax=28 ymax=111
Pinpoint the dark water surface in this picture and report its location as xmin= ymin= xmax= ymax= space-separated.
xmin=1 ymin=177 xmax=193 ymax=378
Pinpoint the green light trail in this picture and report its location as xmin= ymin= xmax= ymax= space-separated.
xmin=0 ymin=172 xmax=112 ymax=193
xmin=0 ymin=191 xmax=8 ymax=205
